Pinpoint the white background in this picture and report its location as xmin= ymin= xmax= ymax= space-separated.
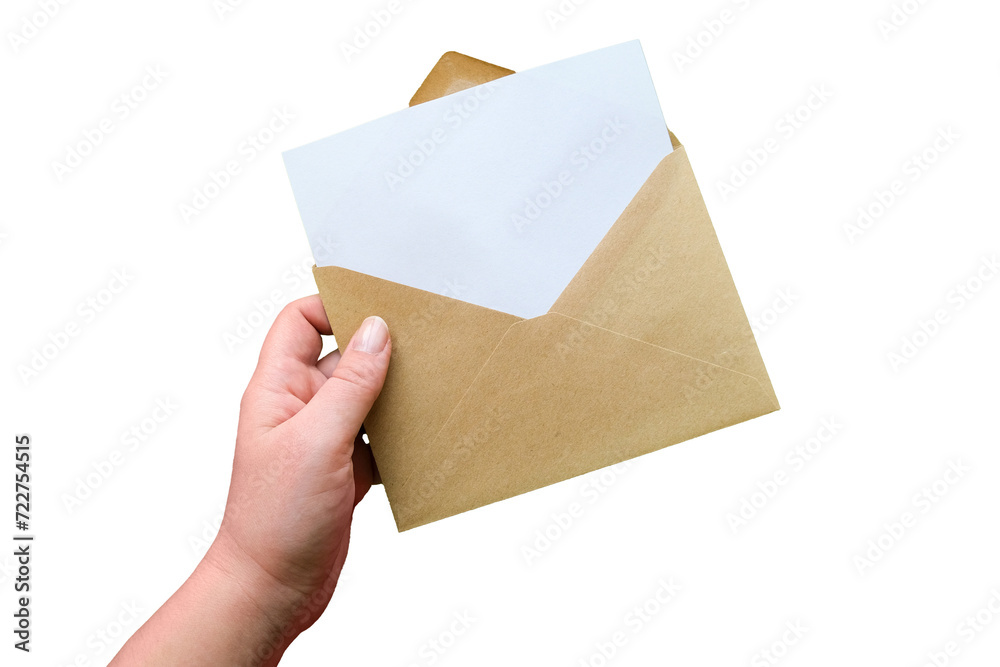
xmin=2 ymin=0 xmax=999 ymax=665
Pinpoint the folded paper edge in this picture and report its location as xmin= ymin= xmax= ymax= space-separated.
xmin=392 ymin=311 xmax=778 ymax=530
xmin=396 ymin=309 xmax=778 ymax=490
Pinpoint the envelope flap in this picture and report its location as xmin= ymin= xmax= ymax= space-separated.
xmin=408 ymin=51 xmax=775 ymax=405
xmin=409 ymin=51 xmax=514 ymax=106
xmin=392 ymin=312 xmax=777 ymax=529
xmin=551 ymin=146 xmax=778 ymax=406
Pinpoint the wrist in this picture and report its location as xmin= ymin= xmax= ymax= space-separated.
xmin=198 ymin=535 xmax=307 ymax=666
xmin=111 ymin=532 xmax=311 ymax=666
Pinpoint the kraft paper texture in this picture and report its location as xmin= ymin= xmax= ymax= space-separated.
xmin=313 ymin=51 xmax=779 ymax=531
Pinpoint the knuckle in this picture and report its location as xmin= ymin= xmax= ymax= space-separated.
xmin=333 ymin=358 xmax=382 ymax=396
xmin=276 ymin=300 xmax=299 ymax=322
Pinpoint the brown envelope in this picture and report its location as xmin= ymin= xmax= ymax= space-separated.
xmin=313 ymin=51 xmax=779 ymax=531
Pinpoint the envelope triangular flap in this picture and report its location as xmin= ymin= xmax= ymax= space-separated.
xmin=551 ymin=147 xmax=777 ymax=403
xmin=396 ymin=312 xmax=777 ymax=528
xmin=312 ymin=50 xmax=778 ymax=531
xmin=401 ymin=51 xmax=774 ymax=404
xmin=409 ymin=51 xmax=515 ymax=106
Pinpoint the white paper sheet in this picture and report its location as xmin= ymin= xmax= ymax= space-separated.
xmin=283 ymin=41 xmax=672 ymax=318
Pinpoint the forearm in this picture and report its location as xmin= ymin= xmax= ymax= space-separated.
xmin=111 ymin=540 xmax=306 ymax=667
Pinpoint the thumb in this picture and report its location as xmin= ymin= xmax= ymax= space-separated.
xmin=295 ymin=316 xmax=391 ymax=467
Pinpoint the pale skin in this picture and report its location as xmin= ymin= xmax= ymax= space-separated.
xmin=112 ymin=296 xmax=391 ymax=666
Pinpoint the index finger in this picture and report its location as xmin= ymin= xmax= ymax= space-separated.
xmin=256 ymin=295 xmax=333 ymax=373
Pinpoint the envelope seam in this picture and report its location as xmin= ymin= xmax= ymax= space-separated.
xmin=399 ymin=311 xmax=776 ymax=492
xmin=547 ymin=311 xmax=775 ymax=391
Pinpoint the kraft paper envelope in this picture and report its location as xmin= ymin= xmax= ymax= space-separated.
xmin=311 ymin=51 xmax=779 ymax=531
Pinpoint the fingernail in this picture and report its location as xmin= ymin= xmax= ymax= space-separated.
xmin=352 ymin=316 xmax=389 ymax=354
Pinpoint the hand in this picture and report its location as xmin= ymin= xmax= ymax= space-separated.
xmin=112 ymin=296 xmax=391 ymax=666
xmin=215 ymin=295 xmax=392 ymax=629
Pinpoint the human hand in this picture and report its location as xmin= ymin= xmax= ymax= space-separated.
xmin=214 ymin=295 xmax=391 ymax=625
xmin=112 ymin=296 xmax=390 ymax=666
